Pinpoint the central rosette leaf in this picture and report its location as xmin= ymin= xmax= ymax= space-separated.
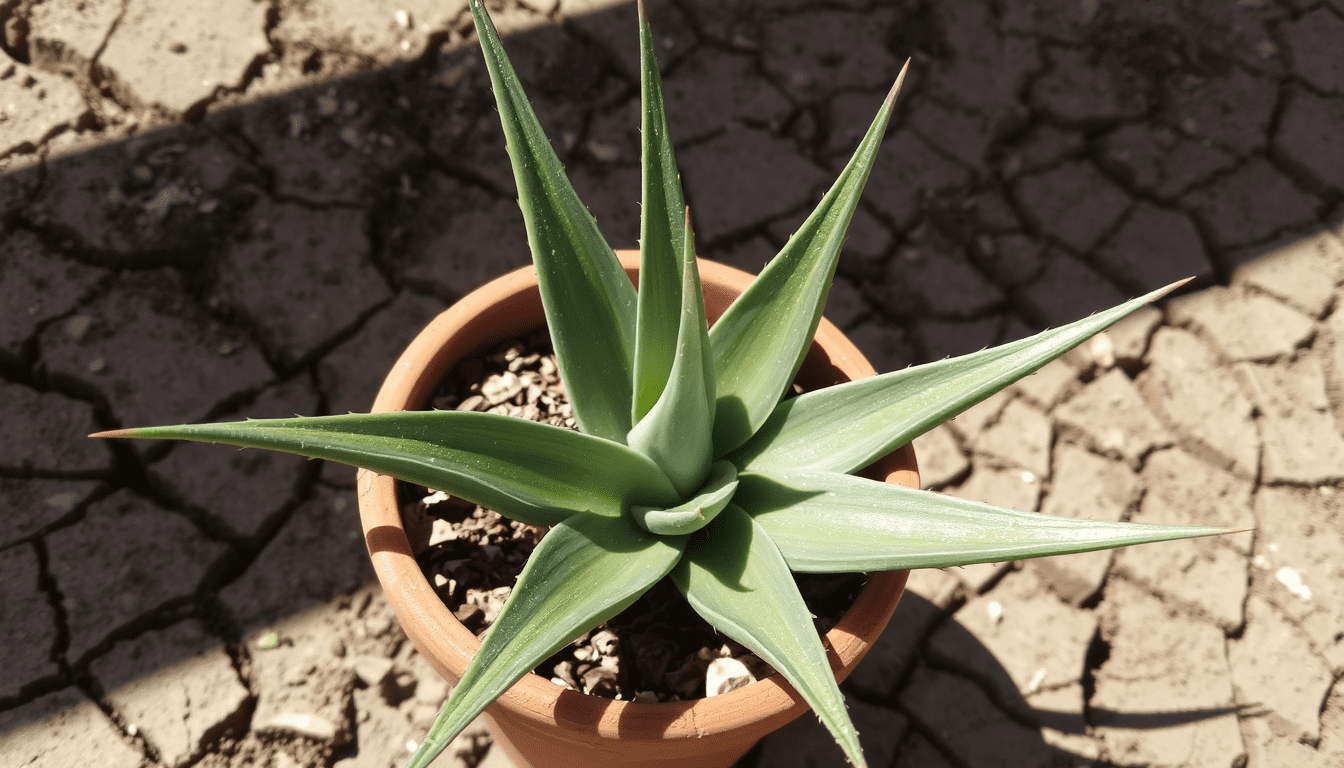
xmin=632 ymin=461 xmax=739 ymax=536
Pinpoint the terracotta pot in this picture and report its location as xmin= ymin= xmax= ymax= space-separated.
xmin=357 ymin=251 xmax=919 ymax=767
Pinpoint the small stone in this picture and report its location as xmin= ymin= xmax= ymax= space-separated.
xmin=350 ymin=655 xmax=394 ymax=688
xmin=705 ymin=656 xmax=755 ymax=697
xmin=482 ymin=371 xmax=524 ymax=405
xmin=258 ymin=711 xmax=339 ymax=742
xmin=1253 ymin=486 xmax=1344 ymax=672
xmin=581 ymin=664 xmax=619 ymax=697
xmin=415 ymin=675 xmax=448 ymax=706
xmin=665 ymin=652 xmax=711 ymax=698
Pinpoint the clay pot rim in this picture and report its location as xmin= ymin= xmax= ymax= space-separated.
xmin=356 ymin=251 xmax=917 ymax=741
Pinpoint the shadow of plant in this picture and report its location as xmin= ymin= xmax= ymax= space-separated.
xmin=743 ymin=591 xmax=1245 ymax=767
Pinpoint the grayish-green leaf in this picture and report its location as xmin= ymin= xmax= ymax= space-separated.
xmin=730 ymin=279 xmax=1188 ymax=475
xmin=672 ymin=505 xmax=866 ymax=768
xmin=737 ymin=470 xmax=1230 ymax=572
xmin=407 ymin=513 xmax=687 ymax=768
xmin=709 ymin=66 xmax=907 ymax=458
xmin=469 ymin=0 xmax=636 ymax=443
xmin=627 ymin=210 xmax=715 ymax=496
xmin=96 ymin=412 xmax=680 ymax=526
xmin=632 ymin=0 xmax=687 ymax=422
xmin=631 ymin=460 xmax=738 ymax=535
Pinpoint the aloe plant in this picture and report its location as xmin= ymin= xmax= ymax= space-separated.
xmin=93 ymin=2 xmax=1232 ymax=766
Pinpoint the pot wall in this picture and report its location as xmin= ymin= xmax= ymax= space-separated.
xmin=357 ymin=252 xmax=919 ymax=767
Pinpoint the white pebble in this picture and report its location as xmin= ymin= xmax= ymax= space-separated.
xmin=986 ymin=600 xmax=1003 ymax=624
xmin=705 ymin=656 xmax=755 ymax=697
xmin=1275 ymin=567 xmax=1311 ymax=601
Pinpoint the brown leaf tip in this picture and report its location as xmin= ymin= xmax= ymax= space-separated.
xmin=887 ymin=59 xmax=911 ymax=105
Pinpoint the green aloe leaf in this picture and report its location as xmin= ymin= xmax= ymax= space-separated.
xmin=730 ymin=279 xmax=1189 ymax=475
xmin=93 ymin=412 xmax=680 ymax=526
xmin=736 ymin=470 xmax=1230 ymax=572
xmin=672 ymin=505 xmax=866 ymax=768
xmin=709 ymin=65 xmax=907 ymax=457
xmin=632 ymin=0 xmax=688 ymax=422
xmin=407 ymin=513 xmax=687 ymax=768
xmin=627 ymin=209 xmax=715 ymax=496
xmin=469 ymin=0 xmax=636 ymax=443
xmin=631 ymin=459 xmax=738 ymax=535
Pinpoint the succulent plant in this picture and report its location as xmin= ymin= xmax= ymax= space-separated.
xmin=94 ymin=2 xmax=1232 ymax=766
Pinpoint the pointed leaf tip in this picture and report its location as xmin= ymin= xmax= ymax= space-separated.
xmin=1150 ymin=275 xmax=1194 ymax=301
xmin=887 ymin=60 xmax=910 ymax=105
xmin=89 ymin=429 xmax=131 ymax=439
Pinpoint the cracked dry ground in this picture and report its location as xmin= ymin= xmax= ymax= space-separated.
xmin=3 ymin=0 xmax=1344 ymax=766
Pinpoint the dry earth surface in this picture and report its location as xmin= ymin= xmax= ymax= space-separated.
xmin=3 ymin=0 xmax=1344 ymax=766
